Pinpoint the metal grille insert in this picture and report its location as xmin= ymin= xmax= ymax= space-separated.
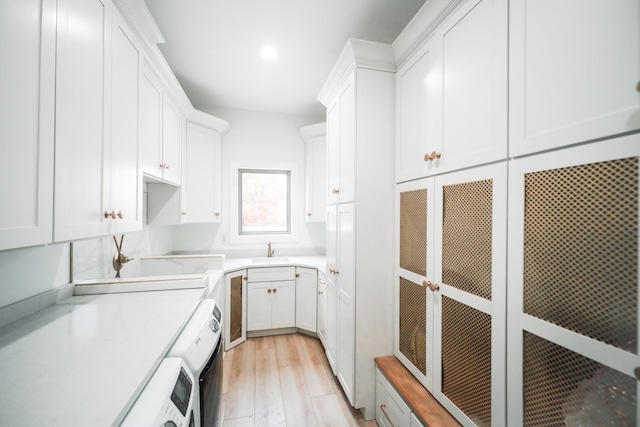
xmin=230 ymin=275 xmax=243 ymax=342
xmin=442 ymin=296 xmax=492 ymax=426
xmin=442 ymin=179 xmax=493 ymax=300
xmin=400 ymin=188 xmax=427 ymax=276
xmin=523 ymin=332 xmax=637 ymax=426
xmin=523 ymin=158 xmax=638 ymax=352
xmin=399 ymin=277 xmax=427 ymax=375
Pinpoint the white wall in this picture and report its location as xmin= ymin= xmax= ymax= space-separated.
xmin=0 ymin=243 xmax=70 ymax=308
xmin=173 ymin=107 xmax=326 ymax=257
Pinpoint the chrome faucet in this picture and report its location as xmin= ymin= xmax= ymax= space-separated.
xmin=267 ymin=242 xmax=275 ymax=258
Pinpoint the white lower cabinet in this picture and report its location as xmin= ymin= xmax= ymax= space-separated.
xmin=225 ymin=269 xmax=247 ymax=350
xmin=395 ymin=162 xmax=507 ymax=426
xmin=295 ymin=267 xmax=317 ymax=332
xmin=247 ymin=280 xmax=295 ymax=331
xmin=375 ymin=368 xmax=412 ymax=427
xmin=410 ymin=412 xmax=425 ymax=427
xmin=246 ymin=267 xmax=296 ymax=332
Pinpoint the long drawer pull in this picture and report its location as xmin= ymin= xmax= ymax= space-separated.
xmin=379 ymin=404 xmax=396 ymax=427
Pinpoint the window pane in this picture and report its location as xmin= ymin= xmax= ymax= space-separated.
xmin=240 ymin=170 xmax=290 ymax=234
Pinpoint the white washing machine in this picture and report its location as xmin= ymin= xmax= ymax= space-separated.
xmin=168 ymin=299 xmax=223 ymax=427
xmin=120 ymin=357 xmax=196 ymax=427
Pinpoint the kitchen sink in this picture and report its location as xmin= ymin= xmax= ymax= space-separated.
xmin=251 ymin=257 xmax=290 ymax=264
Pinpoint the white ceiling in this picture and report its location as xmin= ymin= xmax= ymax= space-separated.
xmin=144 ymin=0 xmax=427 ymax=118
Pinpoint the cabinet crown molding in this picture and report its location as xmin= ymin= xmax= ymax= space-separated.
xmin=392 ymin=0 xmax=464 ymax=69
xmin=299 ymin=122 xmax=326 ymax=142
xmin=317 ymin=38 xmax=396 ymax=107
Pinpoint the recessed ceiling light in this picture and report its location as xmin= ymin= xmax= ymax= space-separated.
xmin=260 ymin=46 xmax=278 ymax=61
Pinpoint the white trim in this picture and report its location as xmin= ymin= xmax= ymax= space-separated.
xmin=229 ymin=161 xmax=299 ymax=244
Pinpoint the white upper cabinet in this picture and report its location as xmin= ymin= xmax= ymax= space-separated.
xmin=396 ymin=38 xmax=442 ymax=183
xmin=54 ymin=0 xmax=141 ymax=241
xmin=395 ymin=0 xmax=507 ymax=182
xmin=54 ymin=0 xmax=112 ymax=241
xmin=326 ymin=78 xmax=356 ymax=205
xmin=0 ymin=0 xmax=56 ymax=250
xmin=139 ymin=69 xmax=163 ymax=179
xmin=183 ymin=122 xmax=222 ymax=223
xmin=161 ymin=98 xmax=182 ymax=184
xmin=109 ymin=10 xmax=142 ymax=234
xmin=509 ymin=0 xmax=640 ymax=156
xmin=139 ymin=67 xmax=182 ymax=185
xmin=300 ymin=123 xmax=327 ymax=222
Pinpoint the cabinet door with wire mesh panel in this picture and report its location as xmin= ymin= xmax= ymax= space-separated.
xmin=395 ymin=178 xmax=436 ymax=391
xmin=507 ymin=135 xmax=640 ymax=427
xmin=432 ymin=162 xmax=507 ymax=427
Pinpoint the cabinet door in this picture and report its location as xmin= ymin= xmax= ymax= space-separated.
xmin=395 ymin=178 xmax=435 ymax=390
xmin=509 ymin=0 xmax=640 ymax=156
xmin=161 ymin=99 xmax=182 ymax=184
xmin=225 ymin=270 xmax=247 ymax=349
xmin=0 ymin=0 xmax=56 ymax=250
xmin=507 ymin=135 xmax=639 ymax=427
xmin=336 ymin=203 xmax=356 ymax=405
xmin=337 ymin=79 xmax=356 ymax=203
xmin=326 ymin=204 xmax=338 ymax=284
xmin=295 ymin=267 xmax=317 ymax=332
xmin=184 ymin=123 xmax=221 ymax=223
xmin=438 ymin=0 xmax=507 ymax=173
xmin=139 ymin=69 xmax=163 ymax=179
xmin=432 ymin=162 xmax=507 ymax=426
xmin=325 ymin=279 xmax=338 ymax=374
xmin=271 ymin=281 xmax=296 ymax=329
xmin=109 ymin=9 xmax=141 ymax=234
xmin=305 ymin=136 xmax=327 ymax=222
xmin=317 ymin=274 xmax=328 ymax=347
xmin=247 ymin=281 xmax=272 ymax=331
xmin=326 ymin=101 xmax=340 ymax=204
xmin=376 ymin=368 xmax=412 ymax=427
xmin=396 ymin=38 xmax=442 ymax=183
xmin=54 ymin=0 xmax=111 ymax=241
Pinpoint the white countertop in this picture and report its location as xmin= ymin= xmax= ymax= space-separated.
xmin=0 ymin=288 xmax=204 ymax=426
xmin=222 ymin=255 xmax=326 ymax=274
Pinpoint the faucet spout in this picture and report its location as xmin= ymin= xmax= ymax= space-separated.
xmin=267 ymin=242 xmax=275 ymax=258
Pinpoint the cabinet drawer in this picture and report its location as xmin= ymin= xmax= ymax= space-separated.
xmin=376 ymin=368 xmax=411 ymax=427
xmin=247 ymin=267 xmax=295 ymax=282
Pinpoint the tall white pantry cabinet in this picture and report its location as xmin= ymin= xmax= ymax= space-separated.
xmin=318 ymin=38 xmax=396 ymax=419
xmin=393 ymin=0 xmax=640 ymax=426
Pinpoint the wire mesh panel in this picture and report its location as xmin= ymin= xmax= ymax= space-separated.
xmin=523 ymin=158 xmax=638 ymax=352
xmin=230 ymin=275 xmax=243 ymax=342
xmin=442 ymin=179 xmax=493 ymax=300
xmin=399 ymin=277 xmax=427 ymax=375
xmin=400 ymin=188 xmax=427 ymax=276
xmin=523 ymin=332 xmax=637 ymax=426
xmin=442 ymin=296 xmax=492 ymax=426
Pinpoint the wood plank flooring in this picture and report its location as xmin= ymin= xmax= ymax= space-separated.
xmin=221 ymin=333 xmax=377 ymax=427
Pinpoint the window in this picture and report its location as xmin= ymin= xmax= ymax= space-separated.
xmin=239 ymin=169 xmax=290 ymax=234
xmin=229 ymin=161 xmax=298 ymax=244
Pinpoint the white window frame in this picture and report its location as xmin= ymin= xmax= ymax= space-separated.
xmin=229 ymin=161 xmax=299 ymax=244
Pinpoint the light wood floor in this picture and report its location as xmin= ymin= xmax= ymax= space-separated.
xmin=220 ymin=333 xmax=377 ymax=427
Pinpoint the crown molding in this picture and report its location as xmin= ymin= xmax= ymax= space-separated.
xmin=392 ymin=0 xmax=465 ymax=69
xmin=317 ymin=39 xmax=396 ymax=107
xmin=299 ymin=122 xmax=326 ymax=142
